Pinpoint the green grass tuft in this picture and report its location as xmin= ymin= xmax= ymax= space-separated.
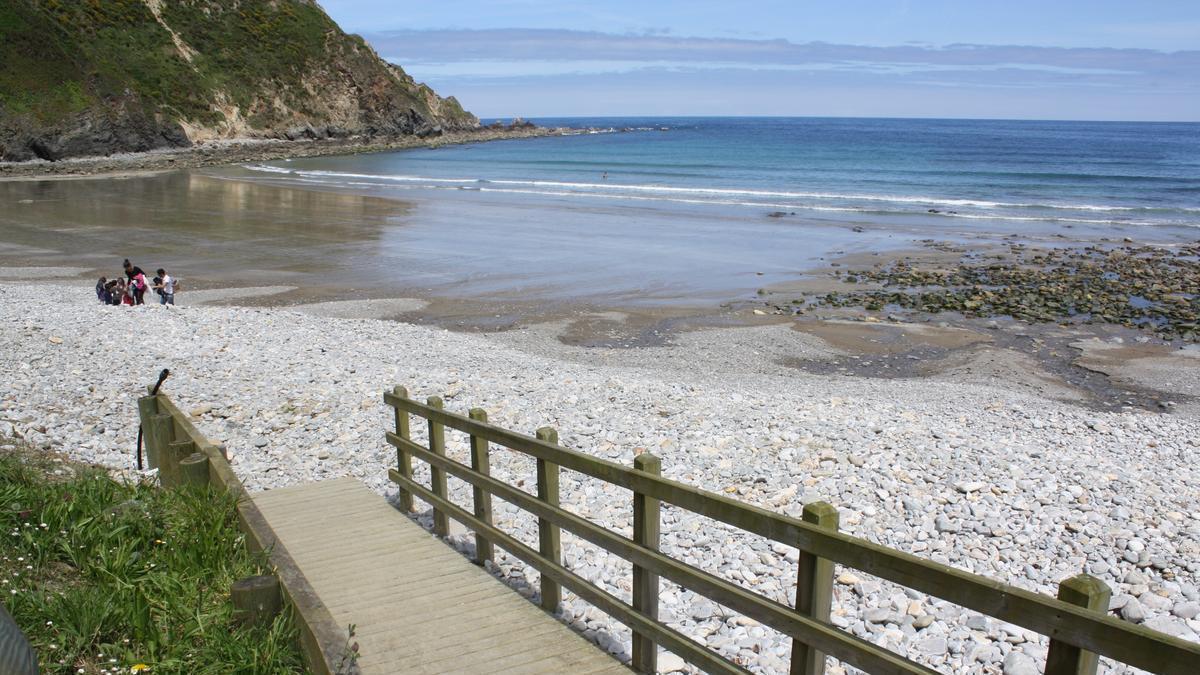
xmin=0 ymin=446 xmax=305 ymax=674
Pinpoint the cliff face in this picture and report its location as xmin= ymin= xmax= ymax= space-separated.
xmin=0 ymin=0 xmax=479 ymax=161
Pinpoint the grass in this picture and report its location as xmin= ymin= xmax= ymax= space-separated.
xmin=0 ymin=442 xmax=306 ymax=675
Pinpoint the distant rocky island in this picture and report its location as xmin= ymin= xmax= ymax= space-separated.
xmin=0 ymin=0 xmax=482 ymax=162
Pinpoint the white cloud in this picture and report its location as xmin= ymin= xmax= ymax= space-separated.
xmin=366 ymin=28 xmax=1199 ymax=120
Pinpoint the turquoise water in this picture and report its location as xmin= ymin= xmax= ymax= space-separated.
xmin=248 ymin=117 xmax=1200 ymax=233
xmin=217 ymin=117 xmax=1200 ymax=303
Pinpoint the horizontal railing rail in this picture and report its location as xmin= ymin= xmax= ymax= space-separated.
xmin=387 ymin=435 xmax=932 ymax=674
xmin=384 ymin=387 xmax=1199 ymax=674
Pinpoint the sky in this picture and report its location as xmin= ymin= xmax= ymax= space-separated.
xmin=319 ymin=1 xmax=1200 ymax=121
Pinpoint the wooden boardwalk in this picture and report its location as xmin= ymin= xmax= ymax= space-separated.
xmin=253 ymin=477 xmax=628 ymax=674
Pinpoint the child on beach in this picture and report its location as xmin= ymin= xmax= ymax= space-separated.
xmin=114 ymin=278 xmax=132 ymax=305
xmin=153 ymin=268 xmax=175 ymax=305
xmin=95 ymin=277 xmax=108 ymax=303
xmin=104 ymin=279 xmax=121 ymax=305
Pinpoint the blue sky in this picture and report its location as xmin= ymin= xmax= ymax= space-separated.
xmin=320 ymin=1 xmax=1200 ymax=121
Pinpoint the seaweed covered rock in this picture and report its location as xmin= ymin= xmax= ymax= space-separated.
xmin=803 ymin=242 xmax=1200 ymax=341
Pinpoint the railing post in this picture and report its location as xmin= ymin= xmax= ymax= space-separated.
xmin=535 ymin=426 xmax=561 ymax=612
xmin=231 ymin=575 xmax=282 ymax=628
xmin=427 ymin=396 xmax=448 ymax=537
xmin=392 ymin=386 xmax=414 ymax=512
xmin=136 ymin=396 xmax=158 ymax=469
xmin=632 ymin=452 xmax=662 ymax=674
xmin=1045 ymin=573 xmax=1111 ymax=675
xmin=791 ymin=501 xmax=839 ymax=675
xmin=469 ymin=407 xmax=494 ymax=566
xmin=178 ymin=452 xmax=210 ymax=488
xmin=163 ymin=440 xmax=195 ymax=488
xmin=148 ymin=413 xmax=175 ymax=476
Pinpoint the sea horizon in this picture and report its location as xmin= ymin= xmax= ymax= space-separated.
xmin=484 ymin=114 xmax=1200 ymax=125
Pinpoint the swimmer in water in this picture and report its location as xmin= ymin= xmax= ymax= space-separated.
xmin=602 ymin=172 xmax=608 ymax=180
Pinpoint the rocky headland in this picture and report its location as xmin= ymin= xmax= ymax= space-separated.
xmin=0 ymin=0 xmax=480 ymax=163
xmin=0 ymin=122 xmax=556 ymax=178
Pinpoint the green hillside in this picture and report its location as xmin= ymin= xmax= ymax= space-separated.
xmin=0 ymin=0 xmax=477 ymax=161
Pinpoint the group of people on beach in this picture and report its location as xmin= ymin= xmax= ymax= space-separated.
xmin=95 ymin=259 xmax=177 ymax=306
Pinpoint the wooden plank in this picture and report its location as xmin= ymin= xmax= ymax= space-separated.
xmin=392 ymin=385 xmax=414 ymax=512
xmin=160 ymin=439 xmax=195 ymax=487
xmin=1045 ymin=574 xmax=1111 ymax=675
xmin=259 ymin=509 xmax=413 ymax=534
xmin=177 ymin=452 xmax=209 ymax=488
xmin=410 ymin=624 xmax=583 ymax=672
xmin=536 ymin=426 xmax=562 ymax=613
xmin=469 ymin=407 xmax=495 ymax=566
xmin=485 ymin=647 xmax=616 ymax=674
xmin=382 ymin=399 xmax=1200 ymax=673
xmin=136 ymin=396 xmax=159 ymax=470
xmin=792 ymin=502 xmax=839 ymax=675
xmin=261 ymin=486 xmax=416 ymax=512
xmin=427 ymin=396 xmax=449 ymax=537
xmin=370 ymin=618 xmax=613 ymax=675
xmin=354 ymin=597 xmax=555 ymax=641
xmin=252 ymin=519 xmax=424 ymax=551
xmin=148 ymin=413 xmax=174 ymax=475
xmin=319 ymin=554 xmax=484 ymax=582
xmin=368 ymin=634 xmax=575 ymax=673
xmin=345 ymin=592 xmax=533 ymax=635
xmin=321 ymin=576 xmax=498 ymax=610
xmin=255 ymin=479 xmax=364 ymax=504
xmin=632 ymin=452 xmax=662 ymax=674
xmin=353 ymin=613 xmax=558 ymax=654
xmin=317 ymin=559 xmax=487 ymax=587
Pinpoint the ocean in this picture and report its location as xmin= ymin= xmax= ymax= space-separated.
xmin=6 ymin=117 xmax=1195 ymax=307
xmin=206 ymin=117 xmax=1199 ymax=303
xmin=241 ymin=117 xmax=1200 ymax=234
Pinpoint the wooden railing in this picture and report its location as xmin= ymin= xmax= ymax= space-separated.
xmin=384 ymin=386 xmax=1199 ymax=674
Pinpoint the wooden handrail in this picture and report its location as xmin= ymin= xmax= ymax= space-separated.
xmin=384 ymin=389 xmax=1200 ymax=674
xmin=387 ymin=435 xmax=934 ymax=674
xmin=389 ymin=467 xmax=750 ymax=674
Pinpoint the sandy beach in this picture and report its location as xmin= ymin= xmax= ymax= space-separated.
xmin=2 ymin=272 xmax=1198 ymax=673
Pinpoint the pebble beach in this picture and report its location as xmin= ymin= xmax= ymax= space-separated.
xmin=3 ymin=279 xmax=1199 ymax=674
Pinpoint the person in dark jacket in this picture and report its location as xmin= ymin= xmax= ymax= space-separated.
xmin=123 ymin=259 xmax=147 ymax=305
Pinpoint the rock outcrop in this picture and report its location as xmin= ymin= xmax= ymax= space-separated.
xmin=0 ymin=0 xmax=479 ymax=161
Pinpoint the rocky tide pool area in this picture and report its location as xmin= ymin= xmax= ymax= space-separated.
xmin=2 ymin=280 xmax=1199 ymax=674
xmin=769 ymin=241 xmax=1200 ymax=343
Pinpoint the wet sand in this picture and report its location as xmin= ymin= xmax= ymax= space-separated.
xmin=2 ymin=169 xmax=1197 ymax=416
